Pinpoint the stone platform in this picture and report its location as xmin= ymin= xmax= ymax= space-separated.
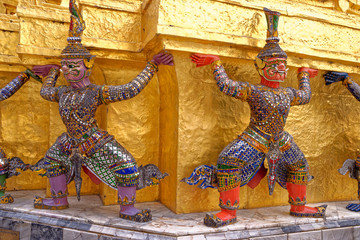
xmin=0 ymin=190 xmax=360 ymax=240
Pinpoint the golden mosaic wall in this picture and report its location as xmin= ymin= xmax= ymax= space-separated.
xmin=1 ymin=0 xmax=360 ymax=213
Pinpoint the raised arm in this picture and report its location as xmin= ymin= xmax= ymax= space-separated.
xmin=191 ymin=54 xmax=251 ymax=101
xmin=343 ymin=78 xmax=360 ymax=101
xmin=212 ymin=60 xmax=251 ymax=101
xmin=100 ymin=52 xmax=173 ymax=104
xmin=0 ymin=71 xmax=30 ymax=101
xmin=100 ymin=62 xmax=157 ymax=104
xmin=33 ymin=65 xmax=61 ymax=102
xmin=324 ymin=71 xmax=360 ymax=101
xmin=287 ymin=68 xmax=317 ymax=106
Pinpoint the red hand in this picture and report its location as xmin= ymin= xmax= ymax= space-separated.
xmin=32 ymin=64 xmax=60 ymax=77
xmin=190 ymin=54 xmax=220 ymax=67
xmin=298 ymin=67 xmax=318 ymax=78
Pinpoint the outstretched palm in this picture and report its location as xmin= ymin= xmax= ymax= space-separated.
xmin=191 ymin=54 xmax=220 ymax=67
xmin=298 ymin=67 xmax=318 ymax=78
xmin=324 ymin=71 xmax=349 ymax=85
xmin=32 ymin=64 xmax=61 ymax=78
xmin=152 ymin=52 xmax=174 ymax=66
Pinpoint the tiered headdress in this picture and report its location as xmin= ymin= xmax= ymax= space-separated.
xmin=256 ymin=8 xmax=287 ymax=62
xmin=61 ymin=0 xmax=95 ymax=67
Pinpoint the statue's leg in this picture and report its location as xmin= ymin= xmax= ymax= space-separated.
xmin=118 ymin=186 xmax=137 ymax=215
xmin=0 ymin=174 xmax=5 ymax=198
xmin=86 ymin=140 xmax=151 ymax=222
xmin=204 ymin=139 xmax=264 ymax=227
xmin=34 ymin=146 xmax=69 ymax=210
xmin=114 ymin=161 xmax=151 ymax=222
xmin=287 ymin=181 xmax=325 ymax=216
xmin=116 ymin=164 xmax=140 ymax=217
xmin=34 ymin=173 xmax=69 ymax=210
xmin=279 ymin=141 xmax=327 ymax=217
xmin=0 ymin=174 xmax=13 ymax=204
xmin=204 ymin=168 xmax=240 ymax=227
xmin=0 ymin=148 xmax=13 ymax=204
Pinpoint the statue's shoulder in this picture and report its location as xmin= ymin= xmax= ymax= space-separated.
xmin=249 ymin=84 xmax=261 ymax=91
xmin=284 ymin=86 xmax=296 ymax=96
xmin=252 ymin=84 xmax=269 ymax=93
xmin=58 ymin=85 xmax=70 ymax=94
xmin=88 ymin=84 xmax=101 ymax=90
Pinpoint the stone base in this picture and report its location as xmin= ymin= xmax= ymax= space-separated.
xmin=0 ymin=190 xmax=360 ymax=239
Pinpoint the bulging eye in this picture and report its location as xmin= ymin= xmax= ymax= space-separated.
xmin=68 ymin=65 xmax=74 ymax=68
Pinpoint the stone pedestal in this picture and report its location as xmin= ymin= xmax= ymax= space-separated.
xmin=1 ymin=0 xmax=360 ymax=215
xmin=1 ymin=190 xmax=360 ymax=239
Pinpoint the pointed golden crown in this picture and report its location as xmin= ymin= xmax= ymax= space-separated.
xmin=256 ymin=8 xmax=287 ymax=60
xmin=61 ymin=0 xmax=95 ymax=63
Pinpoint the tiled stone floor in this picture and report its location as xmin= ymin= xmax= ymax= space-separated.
xmin=1 ymin=190 xmax=360 ymax=239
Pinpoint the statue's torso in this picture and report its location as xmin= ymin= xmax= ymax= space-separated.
xmin=248 ymin=85 xmax=291 ymax=140
xmin=58 ymin=84 xmax=101 ymax=139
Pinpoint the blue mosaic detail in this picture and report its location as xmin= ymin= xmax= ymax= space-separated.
xmin=276 ymin=140 xmax=308 ymax=188
xmin=346 ymin=80 xmax=360 ymax=102
xmin=217 ymin=139 xmax=265 ymax=186
xmin=115 ymin=165 xmax=138 ymax=175
xmin=181 ymin=165 xmax=216 ymax=189
xmin=346 ymin=203 xmax=360 ymax=212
